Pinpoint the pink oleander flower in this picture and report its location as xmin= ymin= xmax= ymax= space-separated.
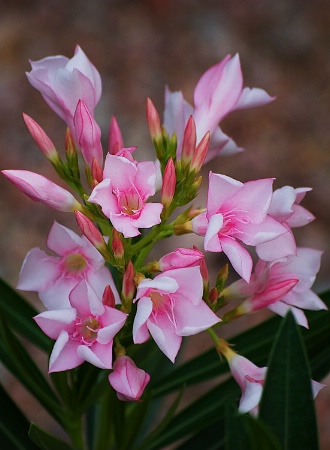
xmin=73 ymin=100 xmax=103 ymax=167
xmin=225 ymin=248 xmax=326 ymax=328
xmin=164 ymin=54 xmax=274 ymax=163
xmin=34 ymin=281 xmax=127 ymax=372
xmin=228 ymin=353 xmax=324 ymax=415
xmin=133 ymin=266 xmax=220 ymax=362
xmin=256 ymin=185 xmax=314 ymax=261
xmin=88 ymin=153 xmax=163 ymax=238
xmin=158 ymin=247 xmax=204 ymax=271
xmin=17 ymin=221 xmax=120 ymax=310
xmin=109 ymin=356 xmax=150 ymax=401
xmin=2 ymin=170 xmax=82 ymax=212
xmin=192 ymin=172 xmax=288 ymax=282
xmin=26 ymin=45 xmax=102 ymax=131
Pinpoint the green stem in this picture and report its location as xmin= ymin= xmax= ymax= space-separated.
xmin=65 ymin=413 xmax=85 ymax=450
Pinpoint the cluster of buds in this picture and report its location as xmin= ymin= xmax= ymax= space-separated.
xmin=2 ymin=45 xmax=325 ymax=405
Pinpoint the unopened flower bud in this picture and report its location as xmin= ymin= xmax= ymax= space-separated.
xmin=191 ymin=131 xmax=210 ymax=172
xmin=102 ymin=285 xmax=116 ymax=308
xmin=23 ymin=113 xmax=59 ymax=163
xmin=112 ymin=229 xmax=125 ymax=262
xmin=122 ymin=261 xmax=135 ymax=308
xmin=146 ymin=97 xmax=162 ymax=142
xmin=181 ymin=115 xmax=196 ymax=164
xmin=2 ymin=169 xmax=82 ymax=212
xmin=161 ymin=157 xmax=176 ymax=210
xmin=74 ymin=211 xmax=108 ymax=255
xmin=109 ymin=356 xmax=150 ymax=402
xmin=91 ymin=157 xmax=103 ymax=184
xmin=108 ymin=116 xmax=124 ymax=155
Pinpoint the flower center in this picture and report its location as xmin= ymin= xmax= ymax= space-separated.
xmin=64 ymin=253 xmax=87 ymax=274
xmin=117 ymin=187 xmax=143 ymax=217
xmin=73 ymin=316 xmax=100 ymax=345
xmin=150 ymin=291 xmax=166 ymax=309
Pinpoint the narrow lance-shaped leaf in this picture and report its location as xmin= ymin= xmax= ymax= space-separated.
xmin=259 ymin=311 xmax=319 ymax=450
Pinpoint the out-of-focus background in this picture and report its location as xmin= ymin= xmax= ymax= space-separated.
xmin=1 ymin=0 xmax=330 ymax=446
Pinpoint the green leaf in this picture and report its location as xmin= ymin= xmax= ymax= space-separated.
xmin=0 ymin=383 xmax=39 ymax=450
xmin=0 ymin=278 xmax=50 ymax=351
xmin=259 ymin=312 xmax=319 ymax=450
xmin=135 ymin=387 xmax=184 ymax=450
xmin=0 ymin=312 xmax=63 ymax=424
xmin=241 ymin=414 xmax=282 ymax=450
xmin=225 ymin=404 xmax=250 ymax=450
xmin=28 ymin=423 xmax=75 ymax=450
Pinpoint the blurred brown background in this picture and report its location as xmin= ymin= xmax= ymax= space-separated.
xmin=1 ymin=0 xmax=330 ymax=447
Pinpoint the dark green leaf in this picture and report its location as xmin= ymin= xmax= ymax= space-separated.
xmin=0 ymin=383 xmax=39 ymax=450
xmin=0 ymin=312 xmax=63 ymax=424
xmin=259 ymin=312 xmax=319 ymax=450
xmin=225 ymin=403 xmax=250 ymax=450
xmin=28 ymin=423 xmax=75 ymax=450
xmin=0 ymin=278 xmax=50 ymax=351
xmin=241 ymin=414 xmax=282 ymax=450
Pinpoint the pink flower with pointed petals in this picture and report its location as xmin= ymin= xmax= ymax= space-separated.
xmin=17 ymin=222 xmax=120 ymax=310
xmin=109 ymin=356 xmax=150 ymax=401
xmin=26 ymin=45 xmax=102 ymax=131
xmin=228 ymin=353 xmax=324 ymax=415
xmin=34 ymin=281 xmax=127 ymax=372
xmin=225 ymin=248 xmax=326 ymax=328
xmin=89 ymin=154 xmax=163 ymax=238
xmin=2 ymin=170 xmax=81 ymax=212
xmin=192 ymin=172 xmax=288 ymax=282
xmin=164 ymin=54 xmax=274 ymax=163
xmin=256 ymin=186 xmax=314 ymax=261
xmin=133 ymin=266 xmax=220 ymax=362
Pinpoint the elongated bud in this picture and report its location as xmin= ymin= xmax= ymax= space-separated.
xmin=74 ymin=211 xmax=108 ymax=253
xmin=191 ymin=131 xmax=210 ymax=172
xmin=181 ymin=115 xmax=196 ymax=164
xmin=2 ymin=169 xmax=82 ymax=212
xmin=65 ymin=128 xmax=77 ymax=158
xmin=23 ymin=113 xmax=59 ymax=163
xmin=108 ymin=116 xmax=124 ymax=154
xmin=200 ymin=257 xmax=209 ymax=287
xmin=112 ymin=229 xmax=125 ymax=262
xmin=146 ymin=97 xmax=162 ymax=142
xmin=122 ymin=261 xmax=135 ymax=306
xmin=91 ymin=157 xmax=103 ymax=185
xmin=216 ymin=264 xmax=229 ymax=293
xmin=73 ymin=100 xmax=103 ymax=167
xmin=209 ymin=287 xmax=219 ymax=305
xmin=102 ymin=285 xmax=116 ymax=308
xmin=161 ymin=157 xmax=176 ymax=209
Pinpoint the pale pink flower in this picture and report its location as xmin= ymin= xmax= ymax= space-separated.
xmin=164 ymin=54 xmax=274 ymax=163
xmin=256 ymin=186 xmax=314 ymax=261
xmin=158 ymin=247 xmax=204 ymax=271
xmin=109 ymin=356 xmax=150 ymax=401
xmin=17 ymin=221 xmax=120 ymax=310
xmin=34 ymin=281 xmax=127 ymax=372
xmin=192 ymin=172 xmax=288 ymax=282
xmin=26 ymin=45 xmax=102 ymax=130
xmin=226 ymin=248 xmax=326 ymax=328
xmin=133 ymin=266 xmax=220 ymax=362
xmin=88 ymin=154 xmax=163 ymax=238
xmin=2 ymin=170 xmax=81 ymax=212
xmin=73 ymin=100 xmax=103 ymax=167
xmin=228 ymin=353 xmax=324 ymax=415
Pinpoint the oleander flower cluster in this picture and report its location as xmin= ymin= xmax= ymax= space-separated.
xmin=2 ymin=45 xmax=326 ymax=409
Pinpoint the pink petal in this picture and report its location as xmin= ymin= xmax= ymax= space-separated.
xmin=49 ymin=330 xmax=83 ymax=372
xmin=133 ymin=297 xmax=153 ymax=344
xmin=174 ymin=297 xmax=220 ymax=335
xmin=77 ymin=342 xmax=113 ymax=369
xmin=221 ymin=237 xmax=253 ymax=282
xmin=148 ymin=314 xmax=182 ymax=363
xmin=34 ymin=308 xmax=76 ymax=339
xmin=235 ymin=87 xmax=275 ymax=110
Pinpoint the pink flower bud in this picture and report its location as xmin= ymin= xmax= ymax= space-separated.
xmin=23 ymin=113 xmax=58 ymax=162
xmin=122 ymin=261 xmax=135 ymax=303
xmin=161 ymin=157 xmax=176 ymax=207
xmin=102 ymin=285 xmax=116 ymax=308
xmin=112 ymin=229 xmax=125 ymax=261
xmin=108 ymin=116 xmax=124 ymax=154
xmin=2 ymin=170 xmax=81 ymax=212
xmin=146 ymin=97 xmax=162 ymax=141
xmin=74 ymin=211 xmax=107 ymax=251
xmin=73 ymin=100 xmax=103 ymax=167
xmin=158 ymin=247 xmax=204 ymax=271
xmin=191 ymin=131 xmax=210 ymax=172
xmin=91 ymin=157 xmax=103 ymax=184
xmin=181 ymin=115 xmax=196 ymax=164
xmin=109 ymin=356 xmax=150 ymax=401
